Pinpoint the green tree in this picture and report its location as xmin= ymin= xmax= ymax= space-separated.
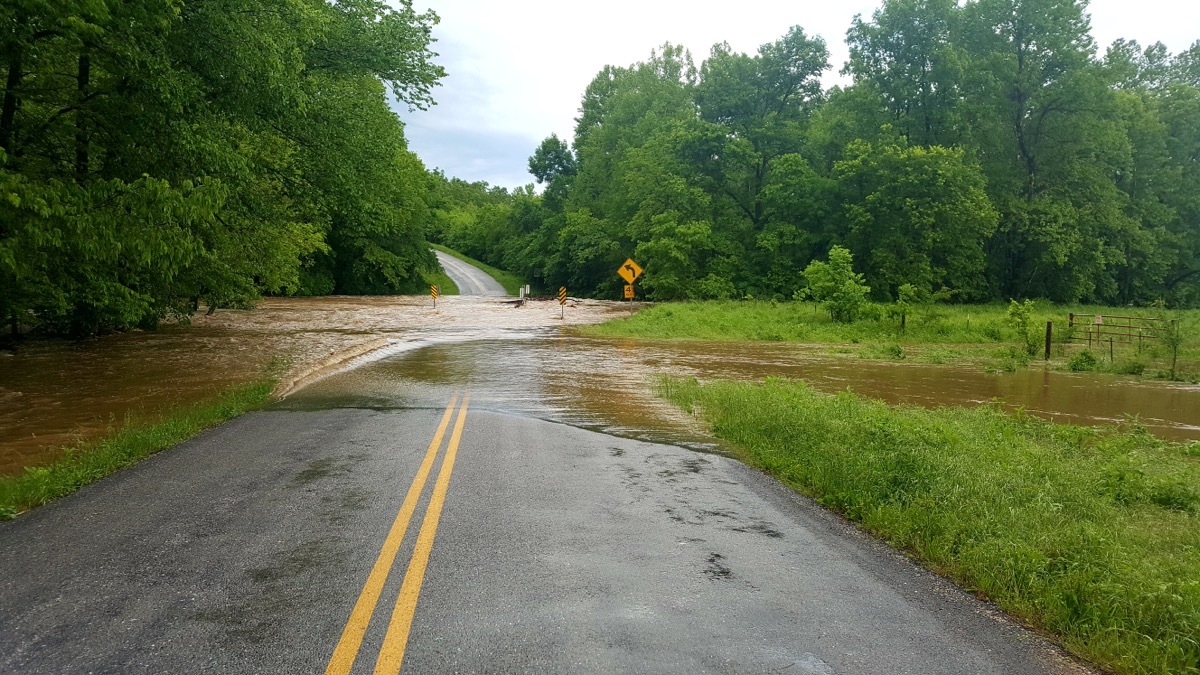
xmin=845 ymin=0 xmax=968 ymax=147
xmin=835 ymin=140 xmax=998 ymax=300
xmin=801 ymin=245 xmax=871 ymax=323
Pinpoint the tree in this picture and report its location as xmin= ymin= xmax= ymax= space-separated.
xmin=802 ymin=245 xmax=870 ymax=323
xmin=845 ymin=0 xmax=968 ymax=147
xmin=528 ymin=134 xmax=576 ymax=211
xmin=835 ymin=140 xmax=998 ymax=300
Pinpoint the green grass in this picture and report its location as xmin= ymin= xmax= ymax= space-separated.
xmin=429 ymin=243 xmax=526 ymax=296
xmin=663 ymin=376 xmax=1200 ymax=675
xmin=0 ymin=376 xmax=278 ymax=520
xmin=583 ymin=300 xmax=1200 ymax=380
xmin=423 ymin=268 xmax=459 ymax=296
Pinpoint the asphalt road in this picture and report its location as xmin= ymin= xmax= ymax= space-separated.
xmin=0 ymin=258 xmax=1091 ymax=674
xmin=434 ymin=251 xmax=508 ymax=296
xmin=0 ymin=393 xmax=1089 ymax=674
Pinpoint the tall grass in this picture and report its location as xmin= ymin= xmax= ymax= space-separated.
xmin=0 ymin=377 xmax=277 ymax=520
xmin=585 ymin=300 xmax=1199 ymax=379
xmin=663 ymin=376 xmax=1200 ymax=674
xmin=424 ymin=268 xmax=459 ymax=295
xmin=429 ymin=243 xmax=527 ymax=296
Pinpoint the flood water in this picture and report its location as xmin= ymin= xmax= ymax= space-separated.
xmin=279 ymin=334 xmax=1200 ymax=452
xmin=3 ymin=296 xmax=1199 ymax=477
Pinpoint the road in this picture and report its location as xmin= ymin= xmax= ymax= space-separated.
xmin=0 ymin=260 xmax=1092 ymax=674
xmin=434 ymin=251 xmax=508 ymax=296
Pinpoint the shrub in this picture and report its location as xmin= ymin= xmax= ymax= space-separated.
xmin=1069 ymin=350 xmax=1099 ymax=372
xmin=800 ymin=246 xmax=871 ymax=323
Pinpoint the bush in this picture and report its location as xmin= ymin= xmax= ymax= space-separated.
xmin=1069 ymin=350 xmax=1099 ymax=372
xmin=801 ymin=246 xmax=871 ymax=323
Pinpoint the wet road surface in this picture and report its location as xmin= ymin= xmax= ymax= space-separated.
xmin=0 ymin=397 xmax=1090 ymax=674
xmin=434 ymin=251 xmax=507 ymax=296
xmin=0 ymin=307 xmax=1101 ymax=674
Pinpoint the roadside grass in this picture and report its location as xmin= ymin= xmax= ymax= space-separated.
xmin=0 ymin=376 xmax=278 ymax=520
xmin=583 ymin=300 xmax=1200 ymax=380
xmin=424 ymin=268 xmax=459 ymax=296
xmin=662 ymin=376 xmax=1200 ymax=675
xmin=429 ymin=243 xmax=526 ymax=296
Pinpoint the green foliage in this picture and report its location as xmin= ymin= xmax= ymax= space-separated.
xmin=662 ymin=376 xmax=1200 ymax=674
xmin=1069 ymin=349 xmax=1100 ymax=372
xmin=0 ymin=0 xmax=444 ymax=335
xmin=434 ymin=5 xmax=1200 ymax=309
xmin=585 ymin=300 xmax=1200 ymax=378
xmin=1006 ymin=299 xmax=1040 ymax=356
xmin=801 ymin=245 xmax=870 ymax=322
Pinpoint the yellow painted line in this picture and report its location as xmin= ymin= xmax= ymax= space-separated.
xmin=373 ymin=395 xmax=471 ymax=675
xmin=324 ymin=395 xmax=459 ymax=675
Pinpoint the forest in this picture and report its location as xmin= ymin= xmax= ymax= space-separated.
xmin=1 ymin=0 xmax=443 ymax=336
xmin=430 ymin=0 xmax=1200 ymax=307
xmin=4 ymin=0 xmax=1200 ymax=339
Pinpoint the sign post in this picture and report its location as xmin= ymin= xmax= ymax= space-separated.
xmin=431 ymin=284 xmax=439 ymax=308
xmin=558 ymin=286 xmax=567 ymax=319
xmin=616 ymin=258 xmax=643 ymax=302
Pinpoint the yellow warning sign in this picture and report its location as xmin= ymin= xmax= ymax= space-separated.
xmin=624 ymin=284 xmax=635 ymax=300
xmin=558 ymin=287 xmax=568 ymax=305
xmin=617 ymin=258 xmax=643 ymax=284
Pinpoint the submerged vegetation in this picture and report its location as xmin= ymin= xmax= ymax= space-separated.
xmin=0 ymin=375 xmax=277 ymax=520
xmin=663 ymin=376 xmax=1200 ymax=674
xmin=585 ymin=300 xmax=1200 ymax=380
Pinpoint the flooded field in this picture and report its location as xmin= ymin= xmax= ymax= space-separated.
xmin=3 ymin=295 xmax=1199 ymax=477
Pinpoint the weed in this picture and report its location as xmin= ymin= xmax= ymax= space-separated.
xmin=1069 ymin=350 xmax=1099 ymax=372
xmin=660 ymin=376 xmax=1200 ymax=674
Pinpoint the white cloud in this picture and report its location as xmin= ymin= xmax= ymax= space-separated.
xmin=398 ymin=0 xmax=1199 ymax=189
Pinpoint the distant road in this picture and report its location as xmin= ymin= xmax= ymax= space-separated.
xmin=433 ymin=250 xmax=507 ymax=296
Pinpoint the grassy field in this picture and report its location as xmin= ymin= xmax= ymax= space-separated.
xmin=0 ymin=376 xmax=278 ymax=520
xmin=584 ymin=300 xmax=1200 ymax=381
xmin=429 ymin=243 xmax=527 ymax=296
xmin=663 ymin=376 xmax=1200 ymax=675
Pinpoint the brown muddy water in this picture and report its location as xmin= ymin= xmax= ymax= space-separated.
xmin=3 ymin=295 xmax=1199 ymax=476
xmin=278 ymin=335 xmax=1200 ymax=452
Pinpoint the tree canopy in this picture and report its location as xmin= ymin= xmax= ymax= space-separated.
xmin=431 ymin=0 xmax=1200 ymax=308
xmin=1 ymin=0 xmax=444 ymax=335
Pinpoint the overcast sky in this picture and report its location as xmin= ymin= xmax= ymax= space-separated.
xmin=396 ymin=0 xmax=1200 ymax=190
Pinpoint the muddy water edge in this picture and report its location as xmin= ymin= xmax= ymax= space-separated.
xmin=4 ymin=296 xmax=1200 ymax=478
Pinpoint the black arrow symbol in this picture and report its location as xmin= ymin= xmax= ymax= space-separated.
xmin=624 ymin=264 xmax=635 ymax=273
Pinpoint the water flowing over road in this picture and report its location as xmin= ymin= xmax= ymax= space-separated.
xmin=3 ymin=255 xmax=1192 ymax=673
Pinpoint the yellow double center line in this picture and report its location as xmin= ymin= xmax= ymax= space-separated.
xmin=325 ymin=394 xmax=471 ymax=675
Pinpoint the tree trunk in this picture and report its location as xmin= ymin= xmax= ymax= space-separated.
xmin=75 ymin=52 xmax=90 ymax=181
xmin=1 ymin=47 xmax=22 ymax=158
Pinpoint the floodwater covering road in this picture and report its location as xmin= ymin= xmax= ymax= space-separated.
xmin=0 ymin=256 xmax=1193 ymax=672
